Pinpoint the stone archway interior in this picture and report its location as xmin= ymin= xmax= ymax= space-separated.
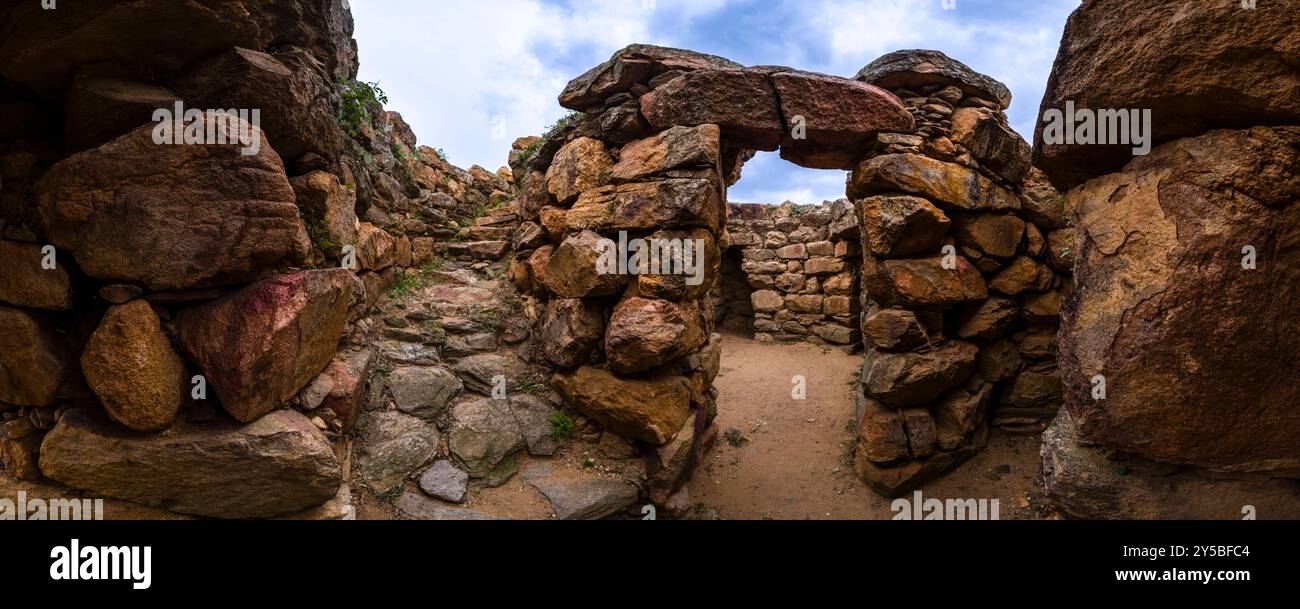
xmin=514 ymin=44 xmax=1069 ymax=504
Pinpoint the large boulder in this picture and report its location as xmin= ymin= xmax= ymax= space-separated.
xmin=39 ymin=408 xmax=341 ymax=519
xmin=175 ymin=269 xmax=361 ymax=423
xmin=0 ymin=239 xmax=71 ymax=311
xmin=1032 ymin=0 xmax=1300 ymax=190
xmin=610 ymin=124 xmax=721 ymax=182
xmin=0 ymin=0 xmax=357 ymax=97
xmin=540 ymin=298 xmax=606 ymax=369
xmin=552 ymin=366 xmax=692 ymax=445
xmin=949 ymin=107 xmax=1030 ymax=184
xmin=769 ymin=70 xmax=914 ymax=169
xmin=0 ymin=306 xmax=68 ymax=407
xmin=861 ymin=341 xmax=979 ymax=407
xmin=861 ymin=255 xmax=987 ymax=307
xmin=170 ymin=46 xmax=342 ymax=164
xmin=567 ymin=179 xmax=723 ymax=234
xmin=605 ymin=296 xmax=707 ymax=374
xmin=544 ymin=230 xmax=629 ymax=298
xmin=1059 ymin=126 xmax=1300 ymax=475
xmin=858 ymin=195 xmax=950 ymax=258
xmin=559 ymin=44 xmax=741 ymax=111
xmin=80 ymin=301 xmax=185 ymax=432
xmin=1040 ymin=411 xmax=1300 ymax=520
xmin=36 ymin=113 xmax=309 ymax=291
xmin=855 ymin=49 xmax=1012 ymax=109
xmin=849 ymin=154 xmax=1020 ymax=211
xmin=639 ymin=68 xmax=785 ymax=150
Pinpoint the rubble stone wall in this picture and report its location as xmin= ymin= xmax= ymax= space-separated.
xmin=721 ymin=201 xmax=862 ymax=350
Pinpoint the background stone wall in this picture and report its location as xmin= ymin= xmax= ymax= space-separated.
xmin=720 ymin=200 xmax=862 ymax=351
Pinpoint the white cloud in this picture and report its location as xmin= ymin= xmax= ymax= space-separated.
xmin=350 ymin=0 xmax=730 ymax=171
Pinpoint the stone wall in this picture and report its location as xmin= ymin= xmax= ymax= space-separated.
xmin=721 ymin=200 xmax=862 ymax=350
xmin=0 ymin=0 xmax=518 ymax=519
xmin=847 ymin=50 xmax=1071 ymax=497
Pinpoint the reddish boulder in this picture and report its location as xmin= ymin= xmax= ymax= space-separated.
xmin=559 ymin=44 xmax=741 ymax=111
xmin=540 ymin=298 xmax=606 ymax=369
xmin=770 ymin=70 xmax=914 ymax=169
xmin=1060 ymin=126 xmax=1300 ymax=475
xmin=850 ymin=154 xmax=1020 ymax=211
xmin=175 ymin=269 xmax=361 ymax=423
xmin=0 ymin=239 xmax=71 ymax=311
xmin=855 ymin=49 xmax=1012 ymax=109
xmin=36 ymin=113 xmax=309 ymax=291
xmin=640 ymin=68 xmax=785 ymax=151
xmin=552 ymin=366 xmax=692 ymax=445
xmin=605 ymin=297 xmax=707 ymax=374
xmin=1032 ymin=0 xmax=1300 ymax=190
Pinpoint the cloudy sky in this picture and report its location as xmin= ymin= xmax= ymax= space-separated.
xmin=351 ymin=0 xmax=1078 ymax=204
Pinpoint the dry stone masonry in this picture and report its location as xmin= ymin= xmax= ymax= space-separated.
xmin=721 ymin=201 xmax=862 ymax=350
xmin=847 ymin=50 xmax=1072 ymax=496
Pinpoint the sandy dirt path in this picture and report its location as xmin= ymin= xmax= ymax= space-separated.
xmin=688 ymin=332 xmax=1050 ymax=520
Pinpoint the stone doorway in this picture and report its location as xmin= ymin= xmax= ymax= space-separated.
xmin=521 ymin=44 xmax=1068 ymax=512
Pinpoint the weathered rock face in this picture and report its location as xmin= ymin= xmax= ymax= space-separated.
xmin=80 ymin=301 xmax=185 ymax=432
xmin=769 ymin=70 xmax=914 ymax=169
xmin=1033 ymin=0 xmax=1300 ymax=190
xmin=850 ymin=153 xmax=1019 ymax=211
xmin=605 ymin=296 xmax=707 ymax=374
xmin=859 ymin=195 xmax=949 ymax=257
xmin=0 ymin=239 xmax=71 ymax=310
xmin=552 ymin=366 xmax=692 ymax=445
xmin=171 ymin=46 xmax=342 ymax=164
xmin=291 ymin=171 xmax=358 ymax=256
xmin=861 ymin=255 xmax=987 ymax=307
xmin=0 ymin=0 xmax=358 ymax=97
xmin=861 ymin=341 xmax=978 ymax=407
xmin=854 ymin=49 xmax=1012 ymax=109
xmin=0 ymin=306 xmax=68 ymax=407
xmin=558 ymin=44 xmax=742 ymax=111
xmin=36 ymin=114 xmax=310 ymax=291
xmin=567 ymin=179 xmax=722 ymax=234
xmin=1059 ymin=126 xmax=1300 ymax=475
xmin=540 ymin=230 xmax=623 ymax=298
xmin=611 ymin=124 xmax=720 ymax=182
xmin=447 ymin=397 xmax=526 ymax=478
xmin=545 ymin=137 xmax=612 ymax=205
xmin=540 ymin=298 xmax=606 ymax=369
xmin=639 ymin=68 xmax=784 ymax=151
xmin=1040 ymin=411 xmax=1300 ymax=520
xmin=354 ymin=409 xmax=441 ymax=496
xmin=39 ymin=408 xmax=341 ymax=519
xmin=175 ymin=269 xmax=360 ymax=423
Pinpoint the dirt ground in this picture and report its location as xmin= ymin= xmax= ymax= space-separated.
xmin=688 ymin=331 xmax=1053 ymax=520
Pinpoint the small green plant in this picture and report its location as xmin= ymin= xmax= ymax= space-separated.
xmin=548 ymin=412 xmax=575 ymax=442
xmin=422 ymin=257 xmax=445 ymax=273
xmin=388 ymin=271 xmax=426 ymax=298
xmin=305 ymin=215 xmax=339 ymax=252
xmin=470 ymin=305 xmax=502 ymax=333
xmin=337 ymin=79 xmax=388 ymax=139
xmin=518 ymin=138 xmax=543 ymax=163
xmin=580 ymin=457 xmax=596 ymax=469
xmin=434 ymin=147 xmax=448 ymax=162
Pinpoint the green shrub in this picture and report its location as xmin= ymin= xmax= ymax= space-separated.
xmin=548 ymin=412 xmax=575 ymax=442
xmin=338 ymin=80 xmax=389 ymax=138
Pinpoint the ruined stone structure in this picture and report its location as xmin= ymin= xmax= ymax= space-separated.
xmin=3 ymin=0 xmax=1292 ymax=520
xmin=514 ymin=44 xmax=1070 ymax=503
xmin=720 ymin=200 xmax=862 ymax=350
